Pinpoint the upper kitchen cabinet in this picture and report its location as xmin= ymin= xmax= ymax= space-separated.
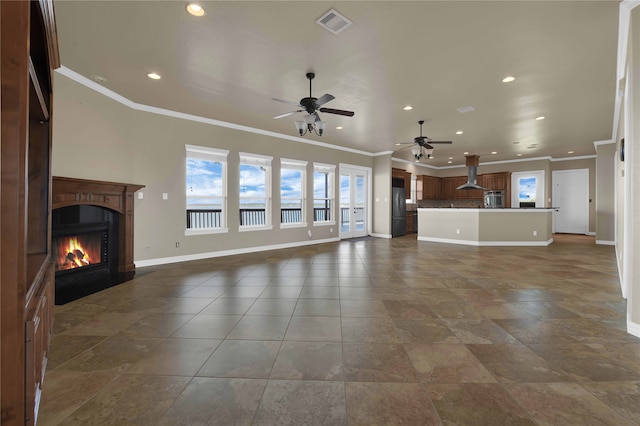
xmin=483 ymin=172 xmax=510 ymax=190
xmin=417 ymin=175 xmax=441 ymax=200
xmin=392 ymin=168 xmax=411 ymax=196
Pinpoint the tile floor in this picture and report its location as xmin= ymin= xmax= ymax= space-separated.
xmin=39 ymin=235 xmax=640 ymax=425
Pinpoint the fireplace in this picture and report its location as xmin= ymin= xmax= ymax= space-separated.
xmin=54 ymin=226 xmax=108 ymax=273
xmin=52 ymin=177 xmax=144 ymax=304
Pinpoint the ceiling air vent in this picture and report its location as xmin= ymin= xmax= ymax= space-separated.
xmin=316 ymin=9 xmax=352 ymax=35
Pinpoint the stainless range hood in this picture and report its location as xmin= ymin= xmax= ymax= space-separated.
xmin=457 ymin=155 xmax=487 ymax=190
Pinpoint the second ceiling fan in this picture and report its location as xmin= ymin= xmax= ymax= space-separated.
xmin=396 ymin=120 xmax=453 ymax=160
xmin=272 ymin=72 xmax=354 ymax=136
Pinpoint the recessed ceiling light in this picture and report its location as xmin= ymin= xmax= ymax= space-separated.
xmin=147 ymin=72 xmax=161 ymax=80
xmin=336 ymin=126 xmax=343 ymax=130
xmin=455 ymin=131 xmax=463 ymax=135
xmin=463 ymin=151 xmax=469 ymax=155
xmin=447 ymin=161 xmax=452 ymax=164
xmin=491 ymin=151 xmax=497 ymax=155
xmin=568 ymin=150 xmax=574 ymax=154
xmin=186 ymin=2 xmax=205 ymax=17
xmin=535 ymin=116 xmax=545 ymax=120
xmin=448 ymin=157 xmax=453 ymax=160
xmin=403 ymin=105 xmax=413 ymax=111
xmin=502 ymin=76 xmax=516 ymax=83
xmin=90 ymin=74 xmax=108 ymax=84
xmin=457 ymin=106 xmax=475 ymax=113
xmin=516 ymin=153 xmax=523 ymax=157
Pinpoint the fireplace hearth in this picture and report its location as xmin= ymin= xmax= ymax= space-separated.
xmin=52 ymin=177 xmax=144 ymax=304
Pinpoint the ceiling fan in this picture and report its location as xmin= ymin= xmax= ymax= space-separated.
xmin=272 ymin=72 xmax=355 ymax=136
xmin=395 ymin=120 xmax=453 ymax=160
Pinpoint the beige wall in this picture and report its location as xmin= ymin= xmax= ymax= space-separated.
xmin=373 ymin=155 xmax=392 ymax=236
xmin=596 ymin=143 xmax=616 ymax=243
xmin=53 ymin=74 xmax=375 ymax=262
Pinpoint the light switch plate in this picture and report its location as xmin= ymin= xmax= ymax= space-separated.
xmin=162 ymin=193 xmax=168 ymax=200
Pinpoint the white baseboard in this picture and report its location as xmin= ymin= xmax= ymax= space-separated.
xmin=596 ymin=240 xmax=615 ymax=245
xmin=135 ymin=237 xmax=340 ymax=268
xmin=417 ymin=236 xmax=553 ymax=247
xmin=370 ymin=233 xmax=392 ymax=239
xmin=627 ymin=316 xmax=640 ymax=339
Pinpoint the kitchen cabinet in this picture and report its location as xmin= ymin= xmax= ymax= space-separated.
xmin=406 ymin=211 xmax=414 ymax=233
xmin=417 ymin=175 xmax=441 ymax=200
xmin=483 ymin=172 xmax=508 ymax=190
xmin=392 ymin=168 xmax=411 ymax=197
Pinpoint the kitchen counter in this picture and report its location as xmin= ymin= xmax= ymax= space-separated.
xmin=417 ymin=208 xmax=553 ymax=246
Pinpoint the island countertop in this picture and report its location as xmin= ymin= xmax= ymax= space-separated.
xmin=417 ymin=208 xmax=553 ymax=246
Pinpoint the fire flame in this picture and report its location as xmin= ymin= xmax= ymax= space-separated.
xmin=55 ymin=236 xmax=100 ymax=271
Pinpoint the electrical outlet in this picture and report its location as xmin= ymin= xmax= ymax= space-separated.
xmin=308 ymin=230 xmax=312 ymax=237
xmin=330 ymin=228 xmax=333 ymax=233
xmin=533 ymin=230 xmax=537 ymax=236
xmin=456 ymin=229 xmax=460 ymax=235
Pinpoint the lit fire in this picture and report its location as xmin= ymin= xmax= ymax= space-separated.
xmin=55 ymin=235 xmax=100 ymax=271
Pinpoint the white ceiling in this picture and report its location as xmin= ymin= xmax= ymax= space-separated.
xmin=53 ymin=1 xmax=620 ymax=167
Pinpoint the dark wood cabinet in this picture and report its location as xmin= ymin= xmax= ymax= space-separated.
xmin=419 ymin=176 xmax=441 ymax=200
xmin=1 ymin=1 xmax=59 ymax=423
xmin=392 ymin=167 xmax=411 ymax=197
xmin=483 ymin=172 xmax=508 ymax=190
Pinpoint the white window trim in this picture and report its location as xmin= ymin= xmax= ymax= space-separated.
xmin=239 ymin=152 xmax=273 ymax=230
xmin=280 ymin=158 xmax=308 ymax=228
xmin=185 ymin=145 xmax=229 ymax=235
xmin=313 ymin=162 xmax=336 ymax=226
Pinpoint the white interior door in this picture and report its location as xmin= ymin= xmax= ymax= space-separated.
xmin=552 ymin=169 xmax=589 ymax=234
xmin=339 ymin=166 xmax=369 ymax=239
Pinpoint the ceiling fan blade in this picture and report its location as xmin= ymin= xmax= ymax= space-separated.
xmin=425 ymin=144 xmax=434 ymax=150
xmin=273 ymin=110 xmax=302 ymax=119
xmin=271 ymin=98 xmax=302 ymax=107
xmin=319 ymin=107 xmax=355 ymax=117
xmin=314 ymin=93 xmax=335 ymax=107
xmin=428 ymin=140 xmax=453 ymax=144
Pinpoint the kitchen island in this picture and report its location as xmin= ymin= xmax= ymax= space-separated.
xmin=417 ymin=208 xmax=554 ymax=246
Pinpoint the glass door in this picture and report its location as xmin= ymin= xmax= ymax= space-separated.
xmin=340 ymin=166 xmax=369 ymax=239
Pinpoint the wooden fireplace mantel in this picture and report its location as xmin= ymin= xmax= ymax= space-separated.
xmin=52 ymin=176 xmax=145 ymax=278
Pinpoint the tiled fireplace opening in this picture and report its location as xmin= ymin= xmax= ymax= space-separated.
xmin=52 ymin=205 xmax=119 ymax=304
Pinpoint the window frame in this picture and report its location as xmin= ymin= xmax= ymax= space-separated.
xmin=185 ymin=144 xmax=229 ymax=236
xmin=238 ymin=152 xmax=273 ymax=232
xmin=313 ymin=162 xmax=336 ymax=226
xmin=280 ymin=158 xmax=307 ymax=228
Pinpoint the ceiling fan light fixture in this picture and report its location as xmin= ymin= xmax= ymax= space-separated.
xmin=315 ymin=120 xmax=327 ymax=136
xmin=294 ymin=120 xmax=306 ymax=135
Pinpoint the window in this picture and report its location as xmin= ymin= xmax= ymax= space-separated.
xmin=313 ymin=163 xmax=335 ymax=224
xmin=185 ymin=145 xmax=229 ymax=234
xmin=239 ymin=152 xmax=272 ymax=230
xmin=280 ymin=159 xmax=307 ymax=227
xmin=511 ymin=170 xmax=545 ymax=208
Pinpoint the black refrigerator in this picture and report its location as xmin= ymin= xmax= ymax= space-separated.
xmin=392 ymin=187 xmax=407 ymax=237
